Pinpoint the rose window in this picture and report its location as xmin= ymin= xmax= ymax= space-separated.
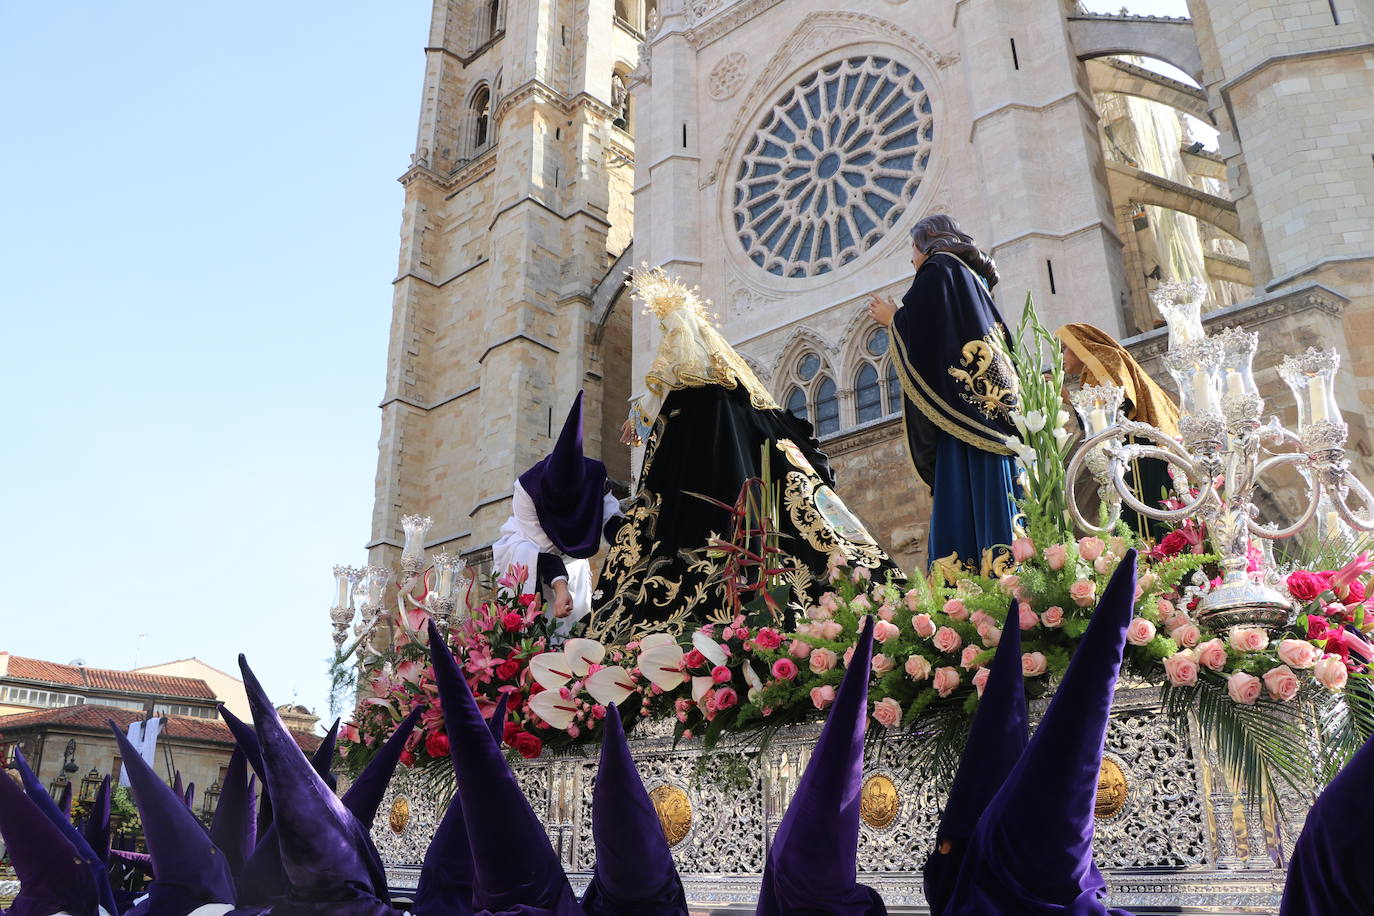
xmin=733 ymin=55 xmax=934 ymax=278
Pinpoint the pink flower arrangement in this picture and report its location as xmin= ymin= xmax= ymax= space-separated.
xmin=1314 ymin=655 xmax=1349 ymax=690
xmin=810 ymin=685 xmax=836 ymax=710
xmin=1044 ymin=543 xmax=1068 ymax=571
xmin=960 ymin=645 xmax=983 ymax=669
xmin=754 ymin=627 xmax=783 ymax=650
xmin=934 ymin=666 xmax=961 ymax=697
xmin=933 ymin=626 xmax=963 ymax=654
xmin=972 ymin=667 xmax=991 ymax=696
xmin=912 ymin=613 xmax=937 ymax=638
xmin=1262 ymin=665 xmax=1299 ymax=702
xmin=1069 ymin=579 xmax=1097 ymax=607
xmin=905 ymin=655 xmax=932 ymax=681
xmin=1041 ymin=606 xmax=1065 ymax=628
xmin=1196 ymin=638 xmax=1227 ymax=672
xmin=771 ymin=658 xmax=799 ymax=681
xmin=943 ymin=598 xmax=969 ymax=621
xmin=1021 ymin=652 xmax=1048 ymax=677
xmin=1018 ymin=602 xmax=1039 ymax=630
xmin=1077 ymin=536 xmax=1106 ymax=561
xmin=1228 ymin=627 xmax=1269 ymax=654
xmin=872 ymin=653 xmax=895 ymax=675
xmin=1277 ymin=639 xmax=1320 ymax=669
xmin=873 ymin=619 xmax=901 ymax=643
xmin=1126 ymin=618 xmax=1157 ymax=646
xmin=1227 ymin=671 xmax=1262 ymax=705
xmin=1011 ymin=537 xmax=1036 ymax=562
xmin=1173 ymin=624 xmax=1201 ymax=649
xmin=808 ymin=648 xmax=838 ymax=674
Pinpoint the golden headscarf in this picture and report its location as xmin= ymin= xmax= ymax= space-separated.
xmin=629 ymin=265 xmax=779 ymax=411
xmin=1055 ymin=323 xmax=1181 ymax=438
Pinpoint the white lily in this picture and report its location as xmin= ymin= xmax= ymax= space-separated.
xmin=1053 ymin=426 xmax=1072 ymax=448
xmin=529 ymin=689 xmax=577 ymax=730
xmin=692 ymin=630 xmax=728 ymax=667
xmin=563 ymin=638 xmax=606 ymax=676
xmin=528 ymin=651 xmax=577 ymax=691
xmin=1022 ymin=409 xmax=1047 ymax=433
xmin=639 ymin=644 xmax=686 ymax=690
xmin=638 ymin=633 xmax=677 ymax=651
xmin=585 ymin=665 xmax=636 ymax=706
xmin=691 ymin=675 xmax=715 ymax=704
xmin=1055 ymin=409 xmax=1071 ymax=429
xmin=1008 ymin=410 xmax=1028 ymax=436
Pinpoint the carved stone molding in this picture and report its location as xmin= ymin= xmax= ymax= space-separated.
xmin=708 ymin=50 xmax=749 ymax=100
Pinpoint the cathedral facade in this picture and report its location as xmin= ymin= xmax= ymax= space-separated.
xmin=367 ymin=0 xmax=1373 ymax=573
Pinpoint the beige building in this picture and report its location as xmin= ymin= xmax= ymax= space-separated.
xmin=368 ymin=0 xmax=1372 ymax=574
xmin=133 ymin=657 xmax=252 ymax=723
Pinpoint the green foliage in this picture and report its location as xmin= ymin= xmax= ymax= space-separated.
xmin=1008 ymin=292 xmax=1071 ymax=546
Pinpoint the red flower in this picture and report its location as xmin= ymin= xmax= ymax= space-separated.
xmin=495 ymin=658 xmax=522 ymax=681
xmin=1287 ymin=570 xmax=1329 ymax=603
xmin=771 ymin=658 xmax=799 ymax=681
xmin=511 ymin=731 xmax=543 ymax=759
xmin=710 ymin=665 xmax=732 ymax=684
xmin=502 ymin=612 xmax=526 ymax=633
xmin=517 ymin=592 xmax=539 ymax=609
xmin=502 ymin=721 xmax=521 ymax=746
xmin=682 ymin=649 xmax=707 ymax=670
xmin=754 ymin=627 xmax=783 ymax=650
xmin=1307 ymin=614 xmax=1330 ymax=640
xmin=1154 ymin=529 xmax=1193 ymax=558
xmin=399 ymin=749 xmax=416 ymax=768
xmin=424 ymin=730 xmax=450 ymax=759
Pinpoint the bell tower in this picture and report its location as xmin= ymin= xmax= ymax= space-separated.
xmin=367 ymin=0 xmax=644 ymax=568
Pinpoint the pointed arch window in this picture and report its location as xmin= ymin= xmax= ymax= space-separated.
xmin=815 ymin=376 xmax=839 ymax=436
xmin=471 ymin=86 xmax=492 ymax=152
xmin=785 ymin=387 xmax=808 ymax=422
xmin=855 ymin=364 xmax=882 ymax=424
xmin=885 ymin=361 xmax=901 ymax=414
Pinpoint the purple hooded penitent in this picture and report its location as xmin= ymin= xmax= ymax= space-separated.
xmin=110 ymin=720 xmax=238 ymax=916
xmin=517 ymin=390 xmax=610 ymax=559
xmin=57 ymin=779 xmax=73 ymax=820
xmin=755 ymin=616 xmax=886 ymax=915
xmin=411 ymin=693 xmax=508 ymax=915
xmin=426 ymin=618 xmax=585 ymax=915
xmin=340 ymin=705 xmax=425 ymax=830
xmin=1280 ymin=727 xmax=1374 ymax=914
xmin=944 ymin=551 xmax=1139 ymax=916
xmin=581 ymin=702 xmax=688 ymax=916
xmin=209 ymin=748 xmax=258 ymax=881
xmin=11 ymin=749 xmax=118 ymax=916
xmin=922 ymin=599 xmax=1029 ymax=915
xmin=239 ymin=654 xmax=395 ymax=916
xmin=216 ymin=703 xmax=274 ymax=838
xmin=0 ymin=758 xmax=103 ymax=916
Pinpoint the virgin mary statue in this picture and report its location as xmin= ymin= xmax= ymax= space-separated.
xmin=591 ymin=267 xmax=896 ymax=636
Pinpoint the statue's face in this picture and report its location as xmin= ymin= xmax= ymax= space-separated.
xmin=910 ymin=242 xmax=927 ymax=272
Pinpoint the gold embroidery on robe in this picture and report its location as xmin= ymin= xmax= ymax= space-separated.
xmin=947 ymin=325 xmax=1019 ymax=421
xmin=782 ymin=468 xmax=891 ymax=570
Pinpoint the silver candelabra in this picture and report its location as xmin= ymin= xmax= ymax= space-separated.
xmin=1066 ymin=280 xmax=1374 ymax=630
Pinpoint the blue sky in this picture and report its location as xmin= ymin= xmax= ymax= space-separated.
xmin=0 ymin=0 xmax=1190 ymax=728
xmin=0 ymin=2 xmax=430 ymax=723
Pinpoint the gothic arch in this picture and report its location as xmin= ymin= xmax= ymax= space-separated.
xmin=768 ymin=325 xmax=837 ymax=389
xmin=1105 ymin=159 xmax=1241 ymax=240
xmin=1085 ymin=57 xmax=1209 ymax=121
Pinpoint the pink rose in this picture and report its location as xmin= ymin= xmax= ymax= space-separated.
xmin=1138 ymin=571 xmax=1157 ymax=593
xmin=1227 ymin=671 xmax=1262 ymax=705
xmin=843 ymin=645 xmax=856 ymax=668
xmin=789 ymin=640 xmax=813 ymax=660
xmin=818 ymin=620 xmax=844 ymax=640
xmin=933 ymin=666 xmax=961 ymax=698
xmin=1041 ymin=606 xmax=1065 ymax=628
xmin=1078 ymin=536 xmax=1106 ymax=561
xmin=1196 ymin=638 xmax=1227 ymax=671
xmin=713 ymin=687 xmax=739 ymax=710
xmin=1163 ymin=652 xmax=1198 ymax=687
xmin=904 ymin=655 xmax=932 ymax=680
xmin=873 ymin=620 xmax=901 ymax=643
xmin=1173 ymin=624 xmax=1201 ymax=649
xmin=1109 ymin=535 xmax=1128 ymax=557
xmin=1228 ymin=627 xmax=1269 ymax=654
xmin=1262 ymin=665 xmax=1299 ymax=702
xmin=972 ymin=667 xmax=991 ymax=696
xmin=1286 ymin=570 xmax=1328 ymax=603
xmin=1044 ymin=543 xmax=1068 ymax=571
xmin=818 ymin=591 xmax=840 ymax=613
xmin=1093 ymin=555 xmax=1114 ymax=576
xmin=771 ymin=658 xmax=799 ymax=681
xmin=933 ymin=626 xmax=963 ymax=654
xmin=809 ymin=648 xmax=838 ymax=674
xmin=1018 ymin=602 xmax=1038 ymax=630
xmin=912 ymin=614 xmax=937 ymax=638
xmin=877 ymin=602 xmax=897 ymax=621
xmin=1126 ymin=617 xmax=1157 ymax=646
xmin=851 ymin=594 xmax=871 ymax=611
xmin=1011 ymin=537 xmax=1036 ymax=562
xmin=1069 ymin=579 xmax=1096 ymax=607
xmin=1277 ymin=638 xmax=1320 ymax=670
xmin=711 ymin=665 xmax=732 ymax=684
xmin=1156 ymin=598 xmax=1177 ymax=621
xmin=970 ymin=611 xmax=994 ymax=631
xmin=904 ymin=588 xmax=922 ymax=612
xmin=1164 ymin=614 xmax=1191 ymax=635
xmin=1021 ymin=651 xmax=1048 ymax=677
xmin=754 ymin=627 xmax=783 ymax=650
xmin=872 ymin=697 xmax=902 ymax=728
xmin=977 ymin=623 xmax=1002 ymax=648
xmin=998 ymin=574 xmax=1021 ymax=596
xmin=961 ymin=645 xmax=984 ymax=669
xmin=1314 ymin=655 xmax=1349 ymax=690
xmin=872 ymin=653 xmax=895 ymax=675
xmin=810 ymin=685 xmax=836 ymax=709
xmin=943 ymin=598 xmax=969 ymax=621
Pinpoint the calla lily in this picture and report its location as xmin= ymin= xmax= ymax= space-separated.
xmin=529 ymin=690 xmax=577 ymax=730
xmin=564 ymin=638 xmax=606 ymax=676
xmin=742 ymin=662 xmax=764 ymax=702
xmin=529 ymin=651 xmax=577 ymax=691
xmin=585 ymin=666 xmax=636 ymax=706
xmin=692 ymin=631 xmax=728 ymax=667
xmin=639 ymin=644 xmax=686 ymax=690
xmin=639 ymin=633 xmax=678 ymax=651
xmin=691 ymin=676 xmax=714 ymax=704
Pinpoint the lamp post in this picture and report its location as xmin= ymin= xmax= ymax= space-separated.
xmin=201 ymin=779 xmax=221 ymax=824
xmin=1066 ymin=280 xmax=1374 ymax=630
xmin=79 ymin=767 xmax=103 ymax=804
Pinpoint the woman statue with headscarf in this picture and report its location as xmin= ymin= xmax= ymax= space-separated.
xmin=594 ymin=266 xmax=895 ymax=636
xmin=866 ymin=214 xmax=1021 ymax=579
xmin=1055 ymin=323 xmax=1181 ymax=541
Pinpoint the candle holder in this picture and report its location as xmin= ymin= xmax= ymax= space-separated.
xmin=430 ymin=552 xmax=471 ymax=628
xmin=400 ymin=514 xmax=433 ymax=576
xmin=1068 ymin=285 xmax=1374 ymax=632
xmin=329 ymin=565 xmax=361 ymax=651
